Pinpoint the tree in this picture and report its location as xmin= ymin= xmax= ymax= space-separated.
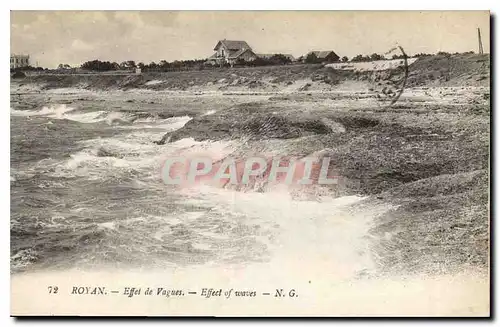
xmin=437 ymin=51 xmax=451 ymax=57
xmin=392 ymin=54 xmax=406 ymax=60
xmin=305 ymin=52 xmax=318 ymax=64
xmin=269 ymin=54 xmax=292 ymax=65
xmin=81 ymin=60 xmax=116 ymax=71
xmin=369 ymin=53 xmax=384 ymax=61
xmin=158 ymin=60 xmax=171 ymax=71
xmin=11 ymin=65 xmax=45 ymax=72
xmin=341 ymin=56 xmax=349 ymax=62
xmin=414 ymin=53 xmax=431 ymax=58
xmin=148 ymin=62 xmax=158 ymax=70
xmin=171 ymin=60 xmax=183 ymax=69
xmin=351 ymin=54 xmax=366 ymax=62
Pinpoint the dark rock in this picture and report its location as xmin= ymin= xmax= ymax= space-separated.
xmin=11 ymin=71 xmax=26 ymax=79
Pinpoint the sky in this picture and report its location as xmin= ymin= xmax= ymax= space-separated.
xmin=10 ymin=11 xmax=491 ymax=68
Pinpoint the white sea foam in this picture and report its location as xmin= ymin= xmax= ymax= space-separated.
xmin=202 ymin=109 xmax=217 ymax=116
xmin=121 ymin=115 xmax=192 ymax=131
xmin=178 ymin=185 xmax=394 ymax=279
xmin=145 ymin=80 xmax=164 ymax=86
xmin=11 ymin=104 xmax=75 ymax=118
xmin=62 ymin=111 xmax=108 ymax=123
xmin=47 ymin=115 xmax=194 ymax=180
xmin=11 ymin=102 xmax=193 ymax=130
xmin=11 ymin=104 xmax=111 ymax=124
xmin=104 ymin=111 xmax=135 ymax=125
xmin=98 ymin=222 xmax=117 ymax=230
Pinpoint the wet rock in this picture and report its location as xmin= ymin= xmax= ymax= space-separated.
xmin=161 ymin=103 xmax=333 ymax=143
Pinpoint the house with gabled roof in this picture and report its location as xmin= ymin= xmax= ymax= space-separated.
xmin=207 ymin=39 xmax=258 ymax=66
xmin=301 ymin=50 xmax=340 ymax=63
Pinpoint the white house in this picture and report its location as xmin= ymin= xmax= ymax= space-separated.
xmin=10 ymin=54 xmax=30 ymax=69
xmin=207 ymin=40 xmax=258 ymax=66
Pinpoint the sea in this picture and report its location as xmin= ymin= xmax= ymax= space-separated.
xmin=10 ymin=90 xmax=384 ymax=281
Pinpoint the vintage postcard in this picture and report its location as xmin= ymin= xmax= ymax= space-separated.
xmin=10 ymin=10 xmax=490 ymax=317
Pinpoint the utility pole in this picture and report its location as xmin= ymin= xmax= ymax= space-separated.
xmin=477 ymin=27 xmax=484 ymax=55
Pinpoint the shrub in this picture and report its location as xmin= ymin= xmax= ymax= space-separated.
xmin=370 ymin=53 xmax=385 ymax=61
xmin=11 ymin=71 xmax=26 ymax=79
xmin=437 ymin=51 xmax=452 ymax=57
xmin=414 ymin=53 xmax=432 ymax=58
xmin=392 ymin=54 xmax=407 ymax=60
xmin=81 ymin=60 xmax=117 ymax=71
xmin=351 ymin=54 xmax=371 ymax=62
xmin=305 ymin=53 xmax=318 ymax=64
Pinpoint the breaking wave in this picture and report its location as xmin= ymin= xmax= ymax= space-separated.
xmin=11 ymin=104 xmax=75 ymax=118
xmin=11 ymin=104 xmax=193 ymax=127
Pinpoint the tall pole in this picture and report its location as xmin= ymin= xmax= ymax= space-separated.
xmin=477 ymin=27 xmax=484 ymax=55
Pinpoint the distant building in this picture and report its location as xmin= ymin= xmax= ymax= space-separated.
xmin=57 ymin=64 xmax=72 ymax=70
xmin=207 ymin=40 xmax=258 ymax=66
xmin=10 ymin=54 xmax=30 ymax=69
xmin=302 ymin=51 xmax=340 ymax=63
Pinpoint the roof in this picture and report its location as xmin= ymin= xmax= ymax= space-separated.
xmin=227 ymin=48 xmax=256 ymax=59
xmin=11 ymin=54 xmax=29 ymax=58
xmin=214 ymin=40 xmax=252 ymax=51
xmin=207 ymin=48 xmax=257 ymax=60
xmin=308 ymin=51 xmax=338 ymax=59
